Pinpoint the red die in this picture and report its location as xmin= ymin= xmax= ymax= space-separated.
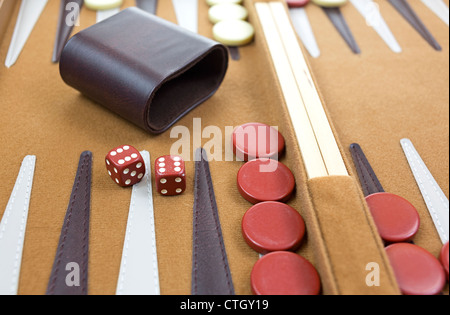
xmin=105 ymin=145 xmax=146 ymax=187
xmin=155 ymin=155 xmax=186 ymax=196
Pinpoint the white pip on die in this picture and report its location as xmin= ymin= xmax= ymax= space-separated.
xmin=155 ymin=155 xmax=186 ymax=196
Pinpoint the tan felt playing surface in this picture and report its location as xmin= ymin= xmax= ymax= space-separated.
xmin=0 ymin=0 xmax=448 ymax=295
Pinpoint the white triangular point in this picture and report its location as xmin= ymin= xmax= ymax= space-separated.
xmin=172 ymin=0 xmax=198 ymax=33
xmin=350 ymin=0 xmax=402 ymax=53
xmin=5 ymin=0 xmax=48 ymax=68
xmin=421 ymin=0 xmax=449 ymax=26
xmin=289 ymin=7 xmax=320 ymax=58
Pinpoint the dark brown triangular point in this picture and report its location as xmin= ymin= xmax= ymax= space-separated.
xmin=323 ymin=7 xmax=361 ymax=54
xmin=388 ymin=0 xmax=441 ymax=51
xmin=350 ymin=143 xmax=385 ymax=197
xmin=46 ymin=151 xmax=92 ymax=295
xmin=191 ymin=148 xmax=235 ymax=295
xmin=52 ymin=0 xmax=84 ymax=63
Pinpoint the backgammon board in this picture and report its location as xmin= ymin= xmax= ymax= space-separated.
xmin=0 ymin=0 xmax=448 ymax=296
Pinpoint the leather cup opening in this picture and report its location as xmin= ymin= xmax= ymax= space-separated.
xmin=147 ymin=46 xmax=228 ymax=133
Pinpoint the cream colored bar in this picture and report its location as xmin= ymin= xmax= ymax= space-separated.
xmin=255 ymin=3 xmax=327 ymax=179
xmin=269 ymin=2 xmax=349 ymax=176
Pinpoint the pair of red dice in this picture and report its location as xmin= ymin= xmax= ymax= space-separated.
xmin=105 ymin=145 xmax=186 ymax=196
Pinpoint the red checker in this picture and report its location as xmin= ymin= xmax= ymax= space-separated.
xmin=251 ymin=251 xmax=321 ymax=295
xmin=286 ymin=0 xmax=310 ymax=7
xmin=386 ymin=243 xmax=446 ymax=295
xmin=440 ymin=242 xmax=449 ymax=280
xmin=232 ymin=122 xmax=285 ymax=161
xmin=237 ymin=159 xmax=295 ymax=204
xmin=365 ymin=192 xmax=420 ymax=243
xmin=242 ymin=201 xmax=305 ymax=254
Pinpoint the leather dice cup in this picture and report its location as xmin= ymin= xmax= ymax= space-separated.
xmin=59 ymin=7 xmax=229 ymax=134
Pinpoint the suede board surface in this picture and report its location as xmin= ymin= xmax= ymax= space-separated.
xmin=0 ymin=0 xmax=448 ymax=295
